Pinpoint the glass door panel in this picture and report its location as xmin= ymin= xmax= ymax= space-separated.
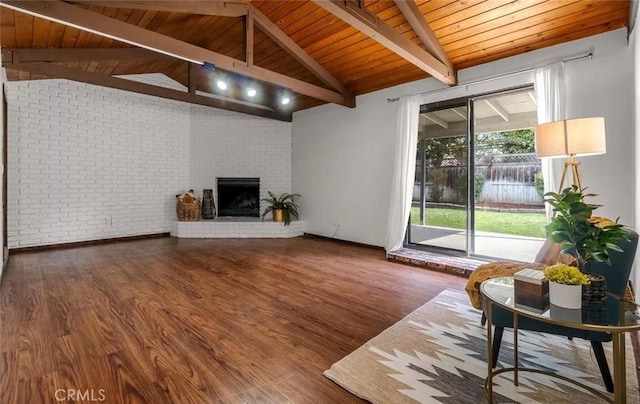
xmin=408 ymin=105 xmax=468 ymax=252
xmin=471 ymin=89 xmax=546 ymax=261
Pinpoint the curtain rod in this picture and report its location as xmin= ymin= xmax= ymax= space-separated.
xmin=386 ymin=50 xmax=594 ymax=103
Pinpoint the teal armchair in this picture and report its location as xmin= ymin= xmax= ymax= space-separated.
xmin=483 ymin=227 xmax=638 ymax=393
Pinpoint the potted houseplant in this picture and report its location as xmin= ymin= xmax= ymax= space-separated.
xmin=543 ymin=263 xmax=589 ymax=309
xmin=260 ymin=191 xmax=300 ymax=225
xmin=544 ymin=186 xmax=628 ymax=301
xmin=544 ymin=186 xmax=627 ymax=271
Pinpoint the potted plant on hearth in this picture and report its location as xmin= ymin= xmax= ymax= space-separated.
xmin=261 ymin=191 xmax=300 ymax=225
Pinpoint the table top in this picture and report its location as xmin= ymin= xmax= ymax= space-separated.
xmin=481 ymin=277 xmax=640 ymax=333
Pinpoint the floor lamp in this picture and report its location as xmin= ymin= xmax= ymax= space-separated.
xmin=535 ymin=117 xmax=607 ymax=193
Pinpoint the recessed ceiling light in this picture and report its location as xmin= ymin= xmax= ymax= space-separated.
xmin=281 ymin=96 xmax=290 ymax=105
xmin=246 ymin=88 xmax=257 ymax=97
xmin=216 ymin=80 xmax=227 ymax=90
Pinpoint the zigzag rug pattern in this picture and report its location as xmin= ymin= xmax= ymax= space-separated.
xmin=324 ymin=289 xmax=640 ymax=404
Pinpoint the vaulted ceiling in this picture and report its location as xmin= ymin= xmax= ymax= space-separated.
xmin=0 ymin=0 xmax=630 ymax=121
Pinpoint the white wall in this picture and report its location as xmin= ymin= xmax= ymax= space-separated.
xmin=0 ymin=60 xmax=5 ymax=278
xmin=293 ymin=28 xmax=634 ymax=248
xmin=7 ymin=80 xmax=191 ymax=248
xmin=189 ymin=106 xmax=292 ymax=204
xmin=632 ymin=3 xmax=640 ymax=293
xmin=6 ymin=76 xmax=292 ymax=248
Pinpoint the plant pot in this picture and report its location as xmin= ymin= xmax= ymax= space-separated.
xmin=272 ymin=209 xmax=284 ymax=222
xmin=550 ymin=304 xmax=581 ymax=322
xmin=549 ymin=281 xmax=582 ymax=309
xmin=582 ymin=273 xmax=606 ymax=302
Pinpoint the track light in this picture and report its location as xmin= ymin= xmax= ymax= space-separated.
xmin=281 ymin=96 xmax=290 ymax=105
xmin=246 ymin=88 xmax=257 ymax=97
xmin=216 ymin=80 xmax=227 ymax=90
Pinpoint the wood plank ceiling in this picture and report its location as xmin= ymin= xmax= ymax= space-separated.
xmin=0 ymin=0 xmax=630 ymax=121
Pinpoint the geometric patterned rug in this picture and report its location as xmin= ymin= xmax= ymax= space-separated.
xmin=324 ymin=289 xmax=640 ymax=403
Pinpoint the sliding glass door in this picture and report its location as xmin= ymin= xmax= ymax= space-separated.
xmin=407 ymin=87 xmax=546 ymax=261
xmin=409 ymin=102 xmax=469 ymax=252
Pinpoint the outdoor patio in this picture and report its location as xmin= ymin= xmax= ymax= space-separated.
xmin=409 ymin=224 xmax=545 ymax=262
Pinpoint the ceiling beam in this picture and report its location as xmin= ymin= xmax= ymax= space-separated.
xmin=423 ymin=113 xmax=448 ymax=129
xmin=251 ymin=5 xmax=351 ymax=96
xmin=1 ymin=48 xmax=170 ymax=62
xmin=0 ymin=0 xmax=354 ymax=108
xmin=421 ymin=111 xmax=538 ymax=139
xmin=68 ymin=1 xmax=250 ymax=17
xmin=451 ymin=107 xmax=467 ymax=119
xmin=312 ymin=0 xmax=456 ymax=86
xmin=244 ymin=8 xmax=254 ymax=66
xmin=4 ymin=61 xmax=291 ymax=121
xmin=393 ymin=0 xmax=454 ymax=74
xmin=483 ymin=99 xmax=510 ymax=122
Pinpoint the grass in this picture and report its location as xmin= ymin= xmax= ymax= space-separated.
xmin=410 ymin=207 xmax=547 ymax=238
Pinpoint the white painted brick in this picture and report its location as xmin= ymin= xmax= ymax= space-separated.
xmin=7 ymin=75 xmax=293 ymax=248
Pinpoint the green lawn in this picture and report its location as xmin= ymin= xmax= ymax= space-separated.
xmin=411 ymin=207 xmax=547 ymax=238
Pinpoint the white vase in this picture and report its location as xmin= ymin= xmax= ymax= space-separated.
xmin=549 ymin=281 xmax=582 ymax=309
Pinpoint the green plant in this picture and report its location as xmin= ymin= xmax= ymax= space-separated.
xmin=534 ymin=171 xmax=544 ymax=196
xmin=455 ymin=170 xmax=485 ymax=203
xmin=260 ymin=191 xmax=300 ymax=225
xmin=544 ymin=186 xmax=627 ymax=270
xmin=428 ymin=169 xmax=448 ymax=202
xmin=543 ymin=263 xmax=590 ymax=285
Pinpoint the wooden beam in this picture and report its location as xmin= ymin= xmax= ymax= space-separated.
xmin=422 ymin=113 xmax=448 ymax=129
xmin=1 ymin=48 xmax=171 ymax=62
xmin=251 ymin=5 xmax=352 ymax=97
xmin=393 ymin=0 xmax=454 ymax=73
xmin=4 ymin=61 xmax=291 ymax=122
xmin=68 ymin=1 xmax=249 ymax=17
xmin=484 ymin=99 xmax=510 ymax=122
xmin=245 ymin=8 xmax=254 ymax=66
xmin=312 ymin=0 xmax=456 ymax=86
xmin=0 ymin=1 xmax=353 ymax=107
xmin=188 ymin=62 xmax=196 ymax=95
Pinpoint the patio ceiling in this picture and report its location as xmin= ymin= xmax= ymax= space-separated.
xmin=419 ymin=88 xmax=538 ymax=138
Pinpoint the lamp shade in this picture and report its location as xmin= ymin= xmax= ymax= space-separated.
xmin=535 ymin=117 xmax=606 ymax=158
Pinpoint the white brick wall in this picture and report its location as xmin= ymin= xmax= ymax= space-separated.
xmin=7 ymin=79 xmax=191 ymax=248
xmin=6 ymin=75 xmax=293 ymax=248
xmin=189 ymin=106 xmax=292 ymax=209
xmin=170 ymin=220 xmax=304 ymax=238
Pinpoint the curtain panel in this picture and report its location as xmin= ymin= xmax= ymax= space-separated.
xmin=534 ymin=62 xmax=566 ymax=219
xmin=385 ymin=95 xmax=421 ymax=253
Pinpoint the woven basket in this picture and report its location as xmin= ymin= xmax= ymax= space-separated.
xmin=176 ymin=194 xmax=201 ymax=221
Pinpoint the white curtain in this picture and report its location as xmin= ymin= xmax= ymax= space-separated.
xmin=385 ymin=95 xmax=421 ymax=253
xmin=534 ymin=62 xmax=566 ymax=219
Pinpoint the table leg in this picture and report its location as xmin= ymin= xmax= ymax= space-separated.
xmin=612 ymin=332 xmax=626 ymax=404
xmin=487 ymin=302 xmax=493 ymax=403
xmin=513 ymin=312 xmax=518 ymax=386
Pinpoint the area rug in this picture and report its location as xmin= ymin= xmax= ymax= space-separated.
xmin=324 ymin=289 xmax=640 ymax=404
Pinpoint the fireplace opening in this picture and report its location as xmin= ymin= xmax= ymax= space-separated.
xmin=217 ymin=177 xmax=260 ymax=217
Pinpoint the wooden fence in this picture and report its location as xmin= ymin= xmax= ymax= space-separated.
xmin=414 ymin=153 xmax=543 ymax=206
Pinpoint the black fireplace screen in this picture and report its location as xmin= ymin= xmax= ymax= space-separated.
xmin=217 ymin=178 xmax=260 ymax=217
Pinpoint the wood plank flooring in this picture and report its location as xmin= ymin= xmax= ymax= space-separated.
xmin=0 ymin=237 xmax=466 ymax=403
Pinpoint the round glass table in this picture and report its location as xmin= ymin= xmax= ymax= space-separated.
xmin=481 ymin=276 xmax=640 ymax=404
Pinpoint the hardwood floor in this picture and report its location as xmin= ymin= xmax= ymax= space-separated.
xmin=0 ymin=237 xmax=466 ymax=403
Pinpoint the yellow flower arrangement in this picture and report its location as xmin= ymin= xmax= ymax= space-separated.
xmin=543 ymin=263 xmax=590 ymax=285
